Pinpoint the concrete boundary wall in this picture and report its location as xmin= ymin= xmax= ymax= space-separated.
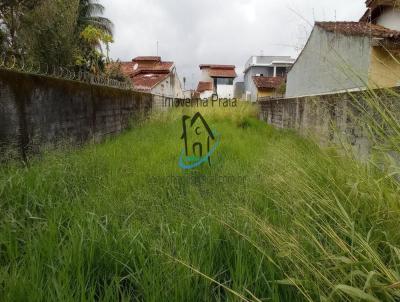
xmin=0 ymin=69 xmax=173 ymax=160
xmin=258 ymin=90 xmax=400 ymax=157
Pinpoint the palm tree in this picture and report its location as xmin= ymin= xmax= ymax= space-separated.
xmin=77 ymin=0 xmax=113 ymax=35
xmin=76 ymin=0 xmax=113 ymax=72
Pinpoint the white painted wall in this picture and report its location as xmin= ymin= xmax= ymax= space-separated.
xmin=151 ymin=77 xmax=171 ymax=97
xmin=376 ymin=7 xmax=400 ymax=31
xmin=152 ymin=72 xmax=184 ymax=98
xmin=217 ymin=84 xmax=234 ymax=99
xmin=198 ymin=86 xmax=234 ymax=99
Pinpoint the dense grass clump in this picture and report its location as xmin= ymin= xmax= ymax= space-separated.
xmin=0 ymin=103 xmax=399 ymax=301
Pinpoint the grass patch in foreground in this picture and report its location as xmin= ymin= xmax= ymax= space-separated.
xmin=0 ymin=104 xmax=399 ymax=301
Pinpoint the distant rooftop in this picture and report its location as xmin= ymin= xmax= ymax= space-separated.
xmin=315 ymin=21 xmax=400 ymax=40
xmin=118 ymin=56 xmax=174 ymax=91
xmin=200 ymin=64 xmax=237 ymax=78
xmin=252 ymin=76 xmax=284 ymax=89
xmin=196 ymin=81 xmax=213 ymax=93
xmin=131 ymin=73 xmax=170 ymax=92
xmin=133 ymin=56 xmax=161 ymax=62
xmin=199 ymin=64 xmax=236 ymax=70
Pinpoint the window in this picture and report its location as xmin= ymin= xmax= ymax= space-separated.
xmin=216 ymin=78 xmax=233 ymax=85
xmin=266 ymin=67 xmax=274 ymax=77
xmin=276 ymin=67 xmax=287 ymax=77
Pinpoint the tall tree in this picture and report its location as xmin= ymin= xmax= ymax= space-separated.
xmin=19 ymin=0 xmax=80 ymax=67
xmin=0 ymin=0 xmax=114 ymax=72
xmin=75 ymin=0 xmax=114 ymax=72
xmin=77 ymin=0 xmax=113 ymax=35
xmin=78 ymin=24 xmax=113 ymax=73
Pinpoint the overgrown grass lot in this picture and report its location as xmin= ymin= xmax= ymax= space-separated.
xmin=1 ymin=103 xmax=400 ymax=301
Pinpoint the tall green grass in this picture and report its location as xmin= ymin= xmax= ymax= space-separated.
xmin=0 ymin=102 xmax=399 ymax=301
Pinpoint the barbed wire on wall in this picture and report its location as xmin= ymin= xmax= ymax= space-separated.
xmin=0 ymin=55 xmax=134 ymax=91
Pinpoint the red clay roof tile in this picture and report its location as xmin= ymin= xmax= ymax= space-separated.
xmin=131 ymin=73 xmax=170 ymax=92
xmin=199 ymin=64 xmax=237 ymax=78
xmin=120 ymin=61 xmax=173 ymax=76
xmin=315 ymin=21 xmax=400 ymax=39
xmin=208 ymin=69 xmax=237 ymax=78
xmin=133 ymin=56 xmax=161 ymax=62
xmin=117 ymin=57 xmax=174 ymax=90
xmin=252 ymin=76 xmax=284 ymax=89
xmin=199 ymin=64 xmax=236 ymax=69
xmin=196 ymin=81 xmax=213 ymax=93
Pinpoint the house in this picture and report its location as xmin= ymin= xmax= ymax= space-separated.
xmin=196 ymin=81 xmax=214 ymax=99
xmin=360 ymin=0 xmax=400 ymax=30
xmin=196 ymin=65 xmax=237 ymax=99
xmin=286 ymin=0 xmax=400 ymax=98
xmin=252 ymin=76 xmax=285 ymax=99
xmin=120 ymin=56 xmax=184 ymax=98
xmin=243 ymin=56 xmax=294 ymax=102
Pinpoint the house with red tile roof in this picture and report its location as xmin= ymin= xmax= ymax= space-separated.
xmin=252 ymin=76 xmax=285 ymax=99
xmin=196 ymin=81 xmax=213 ymax=97
xmin=196 ymin=65 xmax=237 ymax=99
xmin=243 ymin=56 xmax=294 ymax=102
xmin=286 ymin=0 xmax=400 ymax=98
xmin=119 ymin=56 xmax=184 ymax=98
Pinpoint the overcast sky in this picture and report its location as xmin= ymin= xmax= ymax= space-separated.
xmin=101 ymin=0 xmax=366 ymax=89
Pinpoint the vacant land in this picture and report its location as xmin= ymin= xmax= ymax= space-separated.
xmin=0 ymin=104 xmax=399 ymax=301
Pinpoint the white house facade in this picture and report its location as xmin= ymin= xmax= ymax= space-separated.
xmin=196 ymin=65 xmax=237 ymax=99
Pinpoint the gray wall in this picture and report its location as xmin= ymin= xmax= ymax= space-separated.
xmin=258 ymin=90 xmax=400 ymax=159
xmin=286 ymin=27 xmax=371 ymax=98
xmin=234 ymin=81 xmax=244 ymax=99
xmin=0 ymin=69 xmax=169 ymax=161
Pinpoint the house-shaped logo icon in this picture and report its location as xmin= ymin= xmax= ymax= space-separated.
xmin=179 ymin=112 xmax=221 ymax=170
